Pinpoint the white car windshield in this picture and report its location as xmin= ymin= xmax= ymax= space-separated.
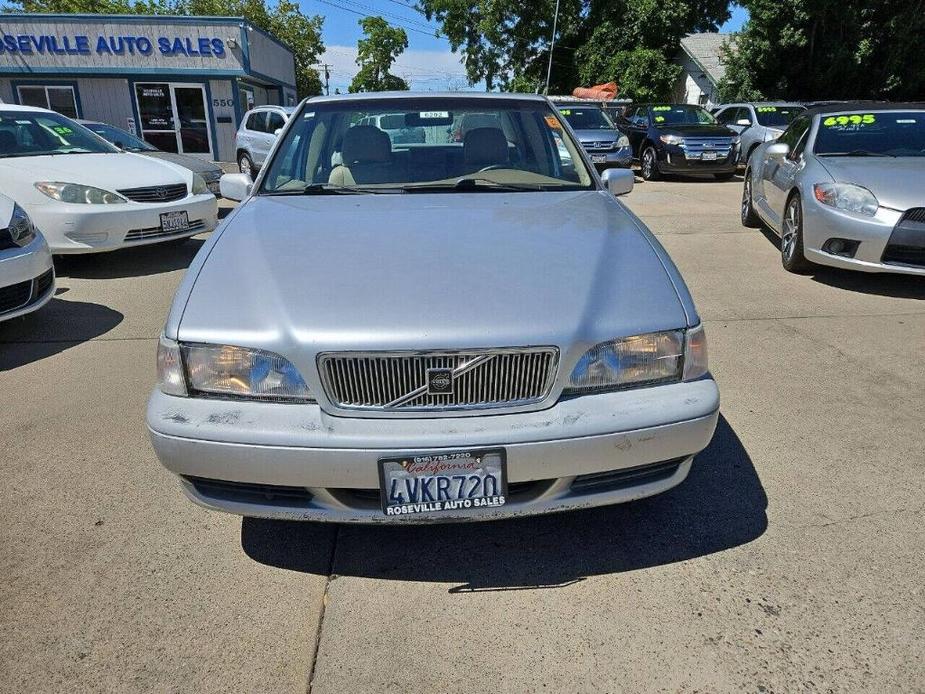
xmin=0 ymin=111 xmax=118 ymax=158
xmin=260 ymin=97 xmax=594 ymax=194
xmin=814 ymin=111 xmax=925 ymax=157
xmin=557 ymin=106 xmax=614 ymax=130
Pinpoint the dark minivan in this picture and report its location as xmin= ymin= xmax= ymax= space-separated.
xmin=620 ymin=104 xmax=740 ymax=180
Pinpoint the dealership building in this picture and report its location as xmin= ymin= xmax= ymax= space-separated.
xmin=0 ymin=14 xmax=297 ymax=162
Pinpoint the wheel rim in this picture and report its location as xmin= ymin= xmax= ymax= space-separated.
xmin=741 ymin=177 xmax=752 ymax=221
xmin=782 ymin=199 xmax=799 ymax=260
xmin=239 ymin=157 xmax=251 ymax=176
xmin=643 ymin=150 xmax=653 ymax=177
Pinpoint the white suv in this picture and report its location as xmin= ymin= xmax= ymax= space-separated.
xmin=234 ymin=106 xmax=294 ymax=177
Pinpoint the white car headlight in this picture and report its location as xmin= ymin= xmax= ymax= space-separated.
xmin=813 ymin=182 xmax=879 ymax=217
xmin=566 ymin=326 xmax=708 ymax=393
xmin=616 ymin=135 xmax=630 ymax=148
xmin=659 ymin=134 xmax=684 ymax=146
xmin=191 ymin=174 xmax=208 ymax=195
xmin=0 ymin=203 xmax=37 ymax=249
xmin=35 ymin=182 xmax=126 ymax=204
xmin=157 ymin=336 xmax=314 ymax=402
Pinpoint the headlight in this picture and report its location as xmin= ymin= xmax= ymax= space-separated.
xmin=813 ymin=182 xmax=879 ymax=217
xmin=659 ymin=134 xmax=684 ymax=146
xmin=616 ymin=135 xmax=630 ymax=148
xmin=191 ymin=174 xmax=208 ymax=195
xmin=160 ymin=341 xmax=314 ymax=401
xmin=0 ymin=203 xmax=37 ymax=250
xmin=567 ymin=327 xmax=708 ymax=393
xmin=35 ymin=182 xmax=126 ymax=204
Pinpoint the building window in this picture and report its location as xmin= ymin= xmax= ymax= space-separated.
xmin=17 ymin=85 xmax=79 ymax=118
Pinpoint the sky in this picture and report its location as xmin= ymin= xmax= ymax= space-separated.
xmin=305 ymin=0 xmax=750 ymax=93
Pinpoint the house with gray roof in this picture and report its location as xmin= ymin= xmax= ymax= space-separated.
xmin=673 ymin=33 xmax=734 ymax=109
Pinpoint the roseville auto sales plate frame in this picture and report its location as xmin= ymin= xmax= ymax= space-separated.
xmin=378 ymin=448 xmax=507 ymax=517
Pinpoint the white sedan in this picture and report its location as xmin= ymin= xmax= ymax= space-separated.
xmin=0 ymin=105 xmax=218 ymax=254
xmin=0 ymin=193 xmax=54 ymax=322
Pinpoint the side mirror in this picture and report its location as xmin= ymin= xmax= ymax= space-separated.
xmin=219 ymin=173 xmax=252 ymax=202
xmin=601 ymin=167 xmax=634 ymax=196
xmin=273 ymin=128 xmax=283 ymax=137
xmin=736 ymin=118 xmax=752 ymax=127
xmin=114 ymin=140 xmax=125 ymax=150
xmin=767 ymin=143 xmax=789 ymax=160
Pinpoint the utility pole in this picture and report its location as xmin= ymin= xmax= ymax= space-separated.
xmin=544 ymin=0 xmax=560 ymax=95
xmin=317 ymin=63 xmax=332 ymax=95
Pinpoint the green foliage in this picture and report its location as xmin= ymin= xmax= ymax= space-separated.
xmin=419 ymin=0 xmax=729 ymax=94
xmin=6 ymin=0 xmax=326 ymax=99
xmin=720 ymin=0 xmax=925 ymax=101
xmin=349 ymin=16 xmax=410 ymax=93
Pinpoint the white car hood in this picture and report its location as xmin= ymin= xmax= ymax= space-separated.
xmin=816 ymin=157 xmax=925 ymax=212
xmin=0 ymin=152 xmax=190 ymax=192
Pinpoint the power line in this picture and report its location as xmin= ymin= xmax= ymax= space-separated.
xmin=336 ymin=0 xmax=436 ymax=30
xmin=314 ymin=0 xmax=437 ymax=37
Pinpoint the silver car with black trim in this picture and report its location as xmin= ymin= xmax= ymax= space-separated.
xmin=742 ymin=102 xmax=925 ymax=274
xmin=713 ymin=102 xmax=806 ymax=164
xmin=146 ymin=92 xmax=719 ymax=523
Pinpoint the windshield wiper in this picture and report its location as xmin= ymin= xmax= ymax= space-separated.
xmin=264 ymin=183 xmax=400 ymax=196
xmin=819 ymin=150 xmax=894 ymax=157
xmin=403 ymin=177 xmax=549 ymax=193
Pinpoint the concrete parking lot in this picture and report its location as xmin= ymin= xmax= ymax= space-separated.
xmin=2 ymin=179 xmax=923 ymax=693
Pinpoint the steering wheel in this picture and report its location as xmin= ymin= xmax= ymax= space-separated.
xmin=478 ymin=164 xmax=506 ymax=172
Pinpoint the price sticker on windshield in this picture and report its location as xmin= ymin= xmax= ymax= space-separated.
xmin=52 ymin=126 xmax=73 ymax=134
xmin=757 ymin=106 xmax=778 ymax=113
xmin=652 ymin=106 xmax=672 ymax=112
xmin=655 ymin=116 xmax=666 ymax=122
xmin=823 ymin=114 xmax=876 ymax=127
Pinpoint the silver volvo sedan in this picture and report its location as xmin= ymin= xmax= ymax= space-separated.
xmin=146 ymin=93 xmax=719 ymax=523
xmin=742 ymin=103 xmax=925 ymax=274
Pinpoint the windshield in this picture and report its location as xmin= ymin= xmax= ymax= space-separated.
xmin=651 ymin=105 xmax=716 ymax=125
xmin=556 ymin=106 xmax=614 ymax=130
xmin=814 ymin=111 xmax=925 ymax=157
xmin=260 ymin=97 xmax=595 ymax=194
xmin=84 ymin=122 xmax=156 ymax=152
xmin=0 ymin=110 xmax=118 ymax=158
xmin=755 ymin=105 xmax=805 ymax=128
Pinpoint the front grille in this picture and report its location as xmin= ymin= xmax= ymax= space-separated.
xmin=124 ymin=219 xmax=207 ymax=241
xmin=33 ymin=268 xmax=53 ymax=298
xmin=117 ymin=183 xmax=187 ymax=203
xmin=583 ymin=140 xmax=618 ymax=152
xmin=882 ymin=207 xmax=925 ymax=268
xmin=185 ymin=476 xmax=314 ymax=508
xmin=571 ymin=458 xmax=687 ymax=494
xmin=682 ymin=137 xmax=733 ymax=159
xmin=0 ymin=278 xmax=31 ymax=314
xmin=319 ymin=347 xmax=559 ymax=412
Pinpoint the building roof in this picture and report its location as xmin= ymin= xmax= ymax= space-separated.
xmin=678 ymin=33 xmax=734 ymax=87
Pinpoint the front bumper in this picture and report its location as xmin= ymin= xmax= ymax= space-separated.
xmin=585 ymin=146 xmax=633 ymax=168
xmin=28 ymin=194 xmax=219 ymax=254
xmin=659 ymin=145 xmax=737 ymax=174
xmin=802 ymin=201 xmax=925 ymax=276
xmin=0 ymin=233 xmax=55 ymax=322
xmin=147 ymin=379 xmax=720 ymax=523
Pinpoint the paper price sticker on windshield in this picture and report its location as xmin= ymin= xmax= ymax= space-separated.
xmin=823 ymin=114 xmax=876 ymax=127
xmin=52 ymin=126 xmax=73 ymax=134
xmin=757 ymin=106 xmax=778 ymax=113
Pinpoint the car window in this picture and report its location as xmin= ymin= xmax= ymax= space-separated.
xmin=735 ymin=108 xmax=753 ymax=125
xmin=556 ymin=106 xmax=614 ymax=130
xmin=714 ymin=107 xmax=734 ymax=125
xmin=260 ymin=97 xmax=595 ymax=194
xmin=754 ymin=106 xmax=805 ymax=127
xmin=813 ymin=111 xmax=925 ymax=157
xmin=246 ymin=111 xmax=267 ymax=133
xmin=0 ymin=110 xmax=118 ymax=158
xmin=85 ymin=122 xmax=156 ymax=152
xmin=777 ymin=115 xmax=811 ymax=150
xmin=267 ymin=112 xmax=286 ymax=133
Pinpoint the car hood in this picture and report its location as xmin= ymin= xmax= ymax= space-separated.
xmin=572 ymin=129 xmax=623 ymax=143
xmin=0 ymin=152 xmax=190 ymax=190
xmin=816 ymin=157 xmax=925 ymax=211
xmin=656 ymin=124 xmax=735 ymax=138
xmin=175 ymin=191 xmax=690 ymax=364
xmin=139 ymin=151 xmax=221 ymax=176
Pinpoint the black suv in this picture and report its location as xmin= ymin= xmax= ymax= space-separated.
xmin=620 ymin=104 xmax=740 ymax=180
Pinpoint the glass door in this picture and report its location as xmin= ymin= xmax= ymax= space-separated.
xmin=134 ymin=83 xmax=213 ymax=158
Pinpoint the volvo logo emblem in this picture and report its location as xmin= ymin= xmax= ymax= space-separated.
xmin=155 ymin=187 xmax=168 ymax=199
xmin=426 ymin=368 xmax=454 ymax=395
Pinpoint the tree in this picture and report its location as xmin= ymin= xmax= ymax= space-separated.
xmin=418 ymin=0 xmax=730 ymax=96
xmin=720 ymin=0 xmax=925 ymax=101
xmin=349 ymin=17 xmax=410 ymax=92
xmin=6 ymin=0 xmax=326 ymax=99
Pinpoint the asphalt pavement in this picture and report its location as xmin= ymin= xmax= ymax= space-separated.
xmin=1 ymin=179 xmax=923 ymax=693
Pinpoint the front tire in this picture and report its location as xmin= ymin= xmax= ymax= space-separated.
xmin=641 ymin=146 xmax=661 ymax=181
xmin=780 ymin=193 xmax=813 ymax=274
xmin=741 ymin=170 xmax=762 ymax=228
xmin=237 ymin=152 xmax=255 ymax=178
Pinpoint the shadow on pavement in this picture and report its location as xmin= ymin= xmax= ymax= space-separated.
xmin=241 ymin=415 xmax=767 ymax=591
xmin=809 ymin=268 xmax=925 ymax=299
xmin=56 ymin=237 xmax=206 ymax=280
xmin=0 ymin=298 xmax=124 ymax=371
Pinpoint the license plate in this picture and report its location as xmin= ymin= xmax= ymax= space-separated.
xmin=701 ymin=151 xmax=718 ymax=161
xmin=591 ymin=154 xmax=607 ymax=163
xmin=378 ymin=449 xmax=507 ymax=517
xmin=160 ymin=211 xmax=190 ymax=233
